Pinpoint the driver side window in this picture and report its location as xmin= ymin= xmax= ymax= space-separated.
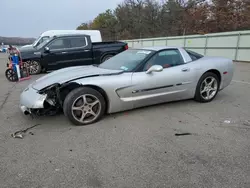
xmin=143 ymin=49 xmax=185 ymax=71
xmin=48 ymin=39 xmax=70 ymax=50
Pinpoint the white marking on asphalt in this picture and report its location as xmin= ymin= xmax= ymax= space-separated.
xmin=232 ymin=80 xmax=250 ymax=85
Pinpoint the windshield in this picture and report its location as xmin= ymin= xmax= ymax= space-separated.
xmin=98 ymin=49 xmax=154 ymax=71
xmin=32 ymin=36 xmax=41 ymax=45
xmin=36 ymin=38 xmax=52 ymax=49
xmin=33 ymin=36 xmax=51 ymax=47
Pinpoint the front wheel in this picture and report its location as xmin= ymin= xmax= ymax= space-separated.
xmin=26 ymin=60 xmax=42 ymax=75
xmin=63 ymin=87 xmax=106 ymax=126
xmin=194 ymin=72 xmax=220 ymax=103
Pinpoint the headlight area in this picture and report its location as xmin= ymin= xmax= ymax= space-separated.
xmin=37 ymin=83 xmax=62 ymax=115
xmin=35 ymin=82 xmax=81 ymax=116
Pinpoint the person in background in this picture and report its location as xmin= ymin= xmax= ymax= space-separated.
xmin=8 ymin=45 xmax=16 ymax=55
xmin=7 ymin=45 xmax=20 ymax=62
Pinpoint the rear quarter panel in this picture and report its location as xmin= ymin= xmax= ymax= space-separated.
xmin=190 ymin=56 xmax=234 ymax=90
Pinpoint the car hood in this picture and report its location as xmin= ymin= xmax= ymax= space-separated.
xmin=19 ymin=45 xmax=37 ymax=53
xmin=31 ymin=65 xmax=123 ymax=90
xmin=20 ymin=44 xmax=33 ymax=49
xmin=18 ymin=45 xmax=41 ymax=60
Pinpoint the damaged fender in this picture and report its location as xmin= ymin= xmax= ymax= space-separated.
xmin=20 ymin=86 xmax=47 ymax=109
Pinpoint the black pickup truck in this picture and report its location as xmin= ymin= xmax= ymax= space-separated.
xmin=18 ymin=34 xmax=128 ymax=74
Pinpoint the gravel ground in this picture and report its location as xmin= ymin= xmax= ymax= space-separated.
xmin=0 ymin=53 xmax=249 ymax=188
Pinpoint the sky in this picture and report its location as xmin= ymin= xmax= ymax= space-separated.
xmin=0 ymin=0 xmax=123 ymax=38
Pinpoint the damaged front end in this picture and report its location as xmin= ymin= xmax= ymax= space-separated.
xmin=20 ymin=83 xmax=64 ymax=117
xmin=35 ymin=83 xmax=63 ymax=116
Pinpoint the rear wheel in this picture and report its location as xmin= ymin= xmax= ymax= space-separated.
xmin=194 ymin=72 xmax=220 ymax=103
xmin=101 ymin=54 xmax=114 ymax=63
xmin=63 ymin=87 xmax=106 ymax=126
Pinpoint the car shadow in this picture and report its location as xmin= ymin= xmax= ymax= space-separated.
xmin=24 ymin=92 xmax=227 ymax=128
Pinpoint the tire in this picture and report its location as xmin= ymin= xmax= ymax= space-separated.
xmin=5 ymin=69 xmax=18 ymax=82
xmin=27 ymin=60 xmax=42 ymax=75
xmin=101 ymin=54 xmax=114 ymax=63
xmin=194 ymin=72 xmax=220 ymax=103
xmin=63 ymin=87 xmax=106 ymax=126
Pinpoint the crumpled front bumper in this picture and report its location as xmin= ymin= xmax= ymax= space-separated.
xmin=19 ymin=85 xmax=47 ymax=114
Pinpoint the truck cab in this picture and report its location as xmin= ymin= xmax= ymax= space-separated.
xmin=19 ymin=34 xmax=128 ymax=74
xmin=21 ymin=30 xmax=102 ymax=49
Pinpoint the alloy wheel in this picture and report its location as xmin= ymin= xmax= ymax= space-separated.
xmin=28 ymin=61 xmax=40 ymax=74
xmin=200 ymin=76 xmax=218 ymax=100
xmin=71 ymin=94 xmax=101 ymax=124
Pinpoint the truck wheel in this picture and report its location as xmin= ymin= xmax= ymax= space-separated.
xmin=101 ymin=54 xmax=114 ymax=62
xmin=28 ymin=60 xmax=42 ymax=75
xmin=63 ymin=87 xmax=106 ymax=126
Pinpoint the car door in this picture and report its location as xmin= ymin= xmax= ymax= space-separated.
xmin=42 ymin=37 xmax=72 ymax=70
xmin=130 ymin=49 xmax=196 ymax=109
xmin=43 ymin=36 xmax=92 ymax=70
xmin=66 ymin=36 xmax=93 ymax=67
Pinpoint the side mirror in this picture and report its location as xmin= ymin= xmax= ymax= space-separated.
xmin=44 ymin=47 xmax=50 ymax=53
xmin=146 ymin=65 xmax=163 ymax=74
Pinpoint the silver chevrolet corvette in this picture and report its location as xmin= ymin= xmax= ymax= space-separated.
xmin=20 ymin=46 xmax=234 ymax=125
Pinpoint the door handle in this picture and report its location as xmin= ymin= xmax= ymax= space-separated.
xmin=182 ymin=67 xmax=190 ymax=72
xmin=84 ymin=50 xmax=90 ymax=52
xmin=61 ymin=52 xmax=68 ymax=54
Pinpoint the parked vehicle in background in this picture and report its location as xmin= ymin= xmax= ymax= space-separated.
xmin=20 ymin=30 xmax=102 ymax=49
xmin=18 ymin=34 xmax=128 ymax=74
xmin=19 ymin=46 xmax=234 ymax=126
xmin=0 ymin=46 xmax=8 ymax=53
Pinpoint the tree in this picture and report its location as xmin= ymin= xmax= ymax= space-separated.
xmin=76 ymin=0 xmax=250 ymax=40
xmin=76 ymin=22 xmax=91 ymax=30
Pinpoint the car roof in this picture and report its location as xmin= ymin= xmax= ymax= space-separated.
xmin=140 ymin=46 xmax=183 ymax=51
xmin=53 ymin=33 xmax=90 ymax=38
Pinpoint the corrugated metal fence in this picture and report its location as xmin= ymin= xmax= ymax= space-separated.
xmin=123 ymin=30 xmax=250 ymax=61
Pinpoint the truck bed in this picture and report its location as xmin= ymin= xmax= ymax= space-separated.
xmin=92 ymin=41 xmax=127 ymax=49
